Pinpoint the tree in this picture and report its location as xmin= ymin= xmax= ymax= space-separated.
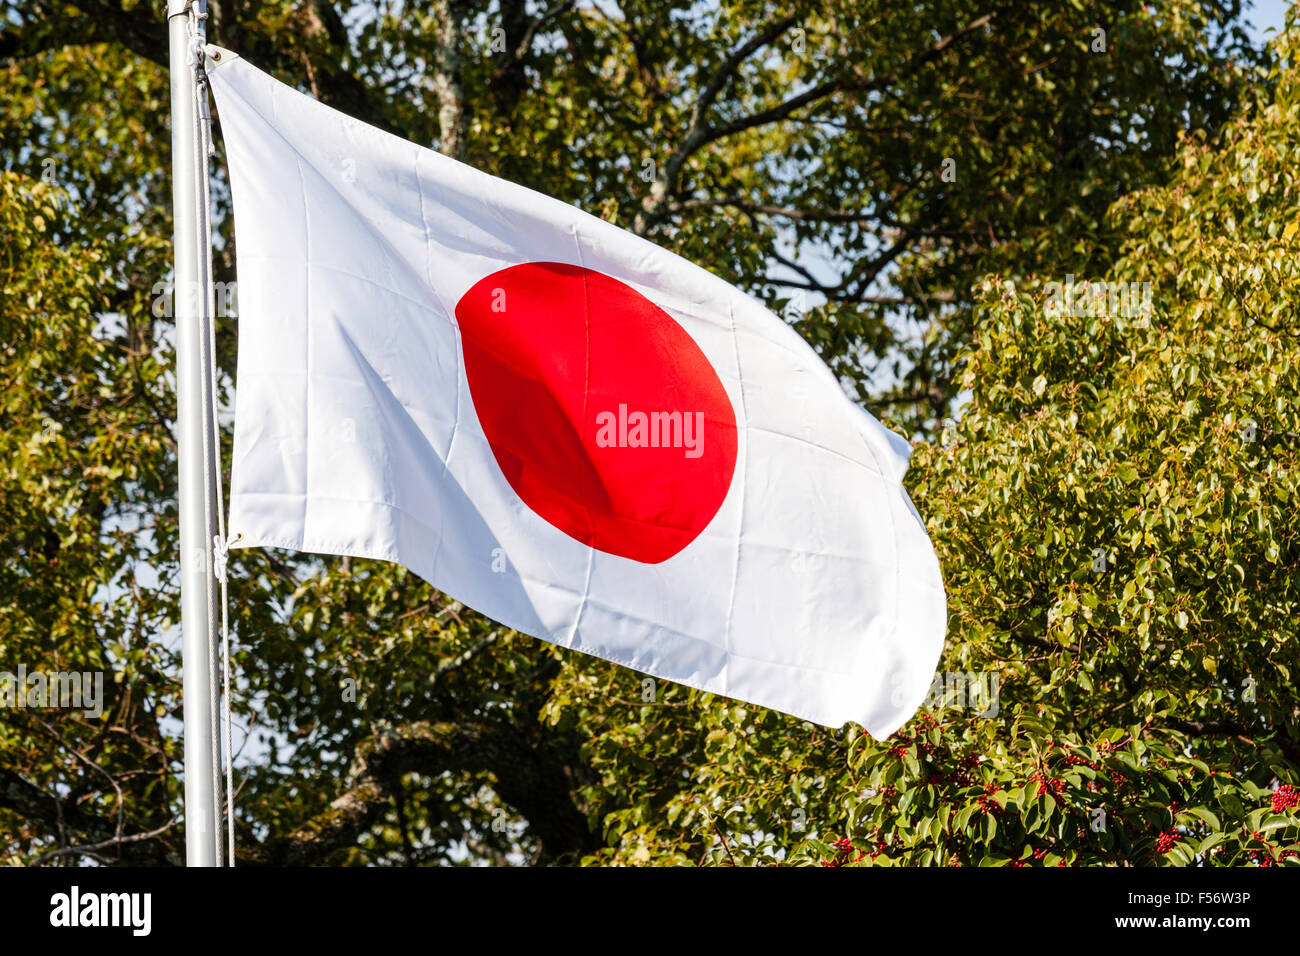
xmin=0 ymin=0 xmax=1280 ymax=865
xmin=768 ymin=17 xmax=1300 ymax=866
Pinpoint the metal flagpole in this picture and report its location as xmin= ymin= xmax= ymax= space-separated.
xmin=168 ymin=0 xmax=224 ymax=867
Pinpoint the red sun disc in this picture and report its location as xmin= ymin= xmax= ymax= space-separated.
xmin=455 ymin=262 xmax=738 ymax=564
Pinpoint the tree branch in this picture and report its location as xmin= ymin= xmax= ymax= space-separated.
xmin=670 ymin=196 xmax=879 ymax=223
xmin=635 ymin=12 xmax=995 ymax=235
xmin=246 ymin=717 xmax=595 ymax=865
xmin=689 ymin=13 xmax=800 ymax=131
xmin=431 ymin=0 xmax=468 ymax=160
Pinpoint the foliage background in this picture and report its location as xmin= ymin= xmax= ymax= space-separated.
xmin=0 ymin=0 xmax=1296 ymax=865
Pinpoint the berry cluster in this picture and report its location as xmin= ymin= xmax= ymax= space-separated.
xmin=1244 ymin=828 xmax=1299 ymax=866
xmin=821 ymin=833 xmax=891 ymax=866
xmin=1008 ymin=847 xmax=1056 ymax=867
xmin=1154 ymin=829 xmax=1181 ymax=853
xmin=820 ymin=837 xmax=860 ymax=868
xmin=977 ymin=783 xmax=1005 ymax=817
xmin=886 ymin=715 xmax=942 ymax=761
xmin=1030 ymin=769 xmax=1065 ymax=797
xmin=953 ymin=754 xmax=981 ymax=787
xmin=1271 ymin=784 xmax=1298 ymax=814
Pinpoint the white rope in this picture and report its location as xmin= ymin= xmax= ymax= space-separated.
xmin=198 ymin=53 xmax=238 ymax=869
xmin=213 ymin=530 xmax=236 ymax=867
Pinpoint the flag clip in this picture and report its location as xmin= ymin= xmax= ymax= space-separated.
xmin=213 ymin=534 xmax=229 ymax=585
xmin=189 ymin=36 xmax=207 ymax=74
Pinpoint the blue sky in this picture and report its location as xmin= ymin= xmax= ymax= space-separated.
xmin=1246 ymin=0 xmax=1290 ymax=43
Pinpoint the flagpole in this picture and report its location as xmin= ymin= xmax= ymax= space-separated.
xmin=168 ymin=0 xmax=224 ymax=867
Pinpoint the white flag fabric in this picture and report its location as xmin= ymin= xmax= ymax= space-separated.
xmin=206 ymin=48 xmax=946 ymax=737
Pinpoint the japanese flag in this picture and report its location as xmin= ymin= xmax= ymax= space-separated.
xmin=206 ymin=48 xmax=946 ymax=738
